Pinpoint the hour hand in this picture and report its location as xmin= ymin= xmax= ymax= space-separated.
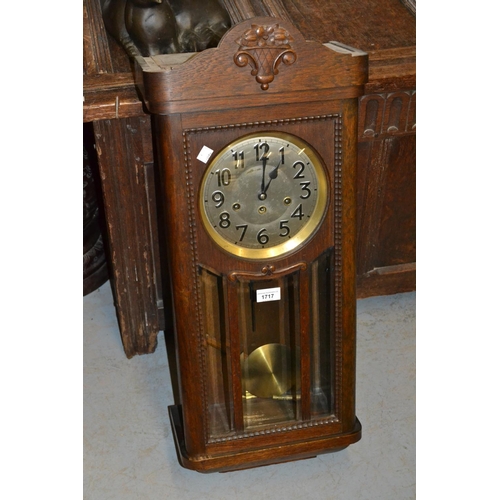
xmin=262 ymin=160 xmax=282 ymax=195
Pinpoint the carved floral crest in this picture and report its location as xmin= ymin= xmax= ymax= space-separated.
xmin=234 ymin=24 xmax=297 ymax=90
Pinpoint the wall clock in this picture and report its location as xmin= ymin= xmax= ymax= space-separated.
xmin=135 ymin=16 xmax=368 ymax=472
xmin=199 ymin=131 xmax=328 ymax=260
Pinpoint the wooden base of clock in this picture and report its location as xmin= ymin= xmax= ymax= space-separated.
xmin=169 ymin=405 xmax=361 ymax=473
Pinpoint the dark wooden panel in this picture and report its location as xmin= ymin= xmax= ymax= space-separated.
xmin=377 ymin=135 xmax=416 ymax=267
xmin=356 ymin=89 xmax=415 ymax=296
xmin=220 ymin=0 xmax=293 ymax=22
xmin=356 ymin=134 xmax=416 ymax=296
xmin=280 ymin=0 xmax=415 ymax=51
xmin=356 ymin=263 xmax=415 ymax=298
xmin=365 ymin=46 xmax=416 ymax=93
xmin=281 ymin=0 xmax=415 ymax=93
xmin=93 ymin=116 xmax=164 ymax=357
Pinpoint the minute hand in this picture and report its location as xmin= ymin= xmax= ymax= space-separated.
xmin=259 ymin=156 xmax=268 ymax=195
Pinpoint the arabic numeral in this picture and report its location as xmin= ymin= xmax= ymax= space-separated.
xmin=219 ymin=212 xmax=231 ymax=228
xmin=236 ymin=224 xmax=248 ymax=241
xmin=293 ymin=161 xmax=305 ymax=179
xmin=232 ymin=150 xmax=245 ymax=168
xmin=279 ymin=220 xmax=290 ymax=237
xmin=254 ymin=142 xmax=270 ymax=161
xmin=291 ymin=204 xmax=304 ymax=220
xmin=211 ymin=190 xmax=225 ymax=208
xmin=257 ymin=228 xmax=269 ymax=245
xmin=216 ymin=168 xmax=231 ymax=186
xmin=279 ymin=146 xmax=285 ymax=164
xmin=299 ymin=181 xmax=311 ymax=199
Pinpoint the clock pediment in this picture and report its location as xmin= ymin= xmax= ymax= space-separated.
xmin=135 ymin=17 xmax=367 ymax=114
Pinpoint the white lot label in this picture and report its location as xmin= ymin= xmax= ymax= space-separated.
xmin=197 ymin=146 xmax=214 ymax=163
xmin=256 ymin=287 xmax=281 ymax=303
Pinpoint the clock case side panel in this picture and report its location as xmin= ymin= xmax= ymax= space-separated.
xmin=338 ymin=98 xmax=359 ymax=433
xmin=153 ymin=114 xmax=209 ymax=459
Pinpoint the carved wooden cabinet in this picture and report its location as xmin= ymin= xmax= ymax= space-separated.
xmin=83 ymin=0 xmax=415 ymax=357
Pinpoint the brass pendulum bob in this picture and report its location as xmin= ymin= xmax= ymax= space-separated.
xmin=242 ymin=343 xmax=292 ymax=398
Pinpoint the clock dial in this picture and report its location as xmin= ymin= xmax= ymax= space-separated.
xmin=200 ymin=132 xmax=328 ymax=259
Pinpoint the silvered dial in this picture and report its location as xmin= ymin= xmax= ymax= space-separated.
xmin=200 ymin=132 xmax=328 ymax=260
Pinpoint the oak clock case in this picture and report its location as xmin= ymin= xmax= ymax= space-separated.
xmin=135 ymin=17 xmax=367 ymax=472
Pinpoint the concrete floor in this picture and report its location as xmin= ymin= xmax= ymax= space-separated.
xmin=83 ymin=281 xmax=415 ymax=499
